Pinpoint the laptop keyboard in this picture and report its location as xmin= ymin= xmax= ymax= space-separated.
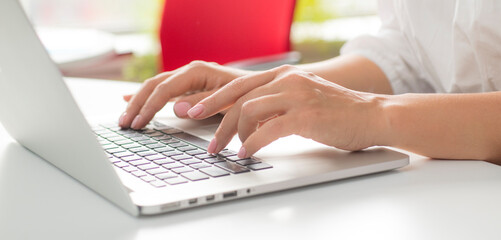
xmin=93 ymin=121 xmax=272 ymax=188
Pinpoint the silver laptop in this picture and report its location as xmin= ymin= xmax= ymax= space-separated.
xmin=0 ymin=0 xmax=408 ymax=216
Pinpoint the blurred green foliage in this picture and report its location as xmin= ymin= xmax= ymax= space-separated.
xmin=294 ymin=0 xmax=337 ymax=22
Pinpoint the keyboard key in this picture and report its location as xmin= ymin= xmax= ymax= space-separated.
xmin=150 ymin=180 xmax=167 ymax=188
xmin=100 ymin=132 xmax=119 ymax=138
xmin=171 ymin=166 xmax=195 ymax=174
xmin=169 ymin=142 xmax=188 ymax=148
xmin=152 ymin=135 xmax=171 ymax=140
xmin=106 ymin=147 xmax=126 ymax=154
xmin=145 ymin=143 xmax=166 ymax=149
xmin=122 ymin=143 xmax=142 ymax=149
xmin=108 ymin=157 xmax=121 ymax=163
xmin=156 ymin=172 xmax=178 ymax=180
xmin=162 ymin=162 xmax=184 ymax=169
xmin=121 ymin=155 xmax=142 ymax=162
xmin=132 ymin=170 xmax=147 ymax=177
xmin=146 ymin=167 xmax=169 ymax=175
xmin=165 ymin=177 xmax=188 ymax=185
xmin=137 ymin=150 xmax=158 ymax=157
xmin=140 ymin=175 xmax=157 ymax=182
xmin=181 ymin=171 xmax=210 ymax=181
xmin=137 ymin=163 xmax=159 ymax=170
xmin=107 ymin=136 xmax=128 ymax=142
xmin=194 ymin=153 xmax=216 ymax=159
xmin=138 ymin=139 xmax=158 ymax=145
xmin=171 ymin=154 xmax=192 ymax=161
xmin=186 ymin=149 xmax=206 ymax=156
xmin=180 ymin=158 xmax=202 ymax=165
xmin=236 ymin=159 xmax=261 ymax=166
xmin=129 ymin=159 xmax=150 ymax=166
xmin=114 ymin=139 xmax=134 ymax=145
xmin=177 ymin=146 xmax=197 ymax=152
xmin=153 ymin=158 xmax=175 ymax=165
xmin=114 ymin=151 xmax=134 ymax=158
xmin=131 ymin=136 xmax=150 ymax=141
xmin=200 ymin=167 xmax=231 ymax=177
xmin=114 ymin=161 xmax=129 ymax=168
xmin=190 ymin=162 xmax=211 ymax=169
xmin=163 ymin=150 xmax=183 ymax=157
xmin=247 ymin=162 xmax=273 ymax=171
xmin=145 ymin=154 xmax=165 ymax=161
xmin=160 ymin=139 xmax=179 ymax=144
xmin=142 ymin=129 xmax=157 ymax=134
xmin=154 ymin=146 xmax=174 ymax=153
xmin=102 ymin=144 xmax=118 ymax=150
xmin=226 ymin=156 xmax=243 ymax=162
xmin=122 ymin=166 xmax=138 ymax=172
xmin=203 ymin=157 xmax=226 ymax=164
xmin=215 ymin=161 xmax=250 ymax=174
xmin=218 ymin=150 xmax=237 ymax=157
xmin=129 ymin=146 xmax=150 ymax=153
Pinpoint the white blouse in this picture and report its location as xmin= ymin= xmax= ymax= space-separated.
xmin=341 ymin=0 xmax=501 ymax=94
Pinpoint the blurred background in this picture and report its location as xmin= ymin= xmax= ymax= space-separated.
xmin=20 ymin=0 xmax=379 ymax=82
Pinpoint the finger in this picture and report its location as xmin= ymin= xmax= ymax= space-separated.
xmin=131 ymin=68 xmax=212 ymax=129
xmin=173 ymin=90 xmax=217 ymax=118
xmin=120 ymin=74 xmax=168 ymax=128
xmin=238 ymin=114 xmax=297 ymax=158
xmin=237 ymin=93 xmax=290 ymax=143
xmin=208 ymin=84 xmax=279 ymax=153
xmin=187 ymin=70 xmax=277 ymax=119
xmin=208 ymin=106 xmax=240 ymax=154
xmin=123 ymin=94 xmax=133 ymax=102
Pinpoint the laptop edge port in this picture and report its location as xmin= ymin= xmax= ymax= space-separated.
xmin=223 ymin=191 xmax=238 ymax=199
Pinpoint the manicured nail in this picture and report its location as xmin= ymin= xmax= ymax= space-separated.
xmin=173 ymin=102 xmax=192 ymax=117
xmin=187 ymin=104 xmax=205 ymax=118
xmin=237 ymin=146 xmax=247 ymax=158
xmin=119 ymin=112 xmax=127 ymax=127
xmin=131 ymin=115 xmax=141 ymax=129
xmin=207 ymin=138 xmax=217 ymax=154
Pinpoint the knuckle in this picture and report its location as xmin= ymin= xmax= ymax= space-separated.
xmin=240 ymin=100 xmax=256 ymax=117
xmin=188 ymin=60 xmax=208 ymax=69
xmin=276 ymin=64 xmax=296 ymax=72
xmin=155 ymin=82 xmax=170 ymax=92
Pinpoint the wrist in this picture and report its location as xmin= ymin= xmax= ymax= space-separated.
xmin=365 ymin=93 xmax=396 ymax=147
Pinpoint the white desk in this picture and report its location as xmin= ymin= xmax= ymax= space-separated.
xmin=1 ymin=78 xmax=500 ymax=240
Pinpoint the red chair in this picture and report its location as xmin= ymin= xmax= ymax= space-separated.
xmin=159 ymin=0 xmax=299 ymax=72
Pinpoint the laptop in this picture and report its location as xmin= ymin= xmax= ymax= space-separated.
xmin=0 ymin=0 xmax=409 ymax=216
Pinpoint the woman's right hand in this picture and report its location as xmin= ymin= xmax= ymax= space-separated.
xmin=118 ymin=61 xmax=250 ymax=129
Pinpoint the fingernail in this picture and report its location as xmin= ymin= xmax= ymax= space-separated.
xmin=119 ymin=112 xmax=127 ymax=127
xmin=173 ymin=102 xmax=192 ymax=117
xmin=131 ymin=115 xmax=141 ymax=129
xmin=237 ymin=146 xmax=247 ymax=158
xmin=207 ymin=138 xmax=217 ymax=154
xmin=187 ymin=104 xmax=205 ymax=118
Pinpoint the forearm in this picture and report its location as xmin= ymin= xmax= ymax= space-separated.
xmin=298 ymin=54 xmax=393 ymax=94
xmin=378 ymin=92 xmax=501 ymax=163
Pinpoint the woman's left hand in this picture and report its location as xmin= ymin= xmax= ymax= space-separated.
xmin=186 ymin=65 xmax=391 ymax=158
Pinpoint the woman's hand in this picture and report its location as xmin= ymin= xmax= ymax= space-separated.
xmin=187 ymin=65 xmax=391 ymax=158
xmin=119 ymin=61 xmax=250 ymax=129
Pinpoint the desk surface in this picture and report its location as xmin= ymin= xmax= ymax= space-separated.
xmin=1 ymin=78 xmax=500 ymax=240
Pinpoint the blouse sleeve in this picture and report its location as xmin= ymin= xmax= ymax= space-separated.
xmin=340 ymin=0 xmax=430 ymax=94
